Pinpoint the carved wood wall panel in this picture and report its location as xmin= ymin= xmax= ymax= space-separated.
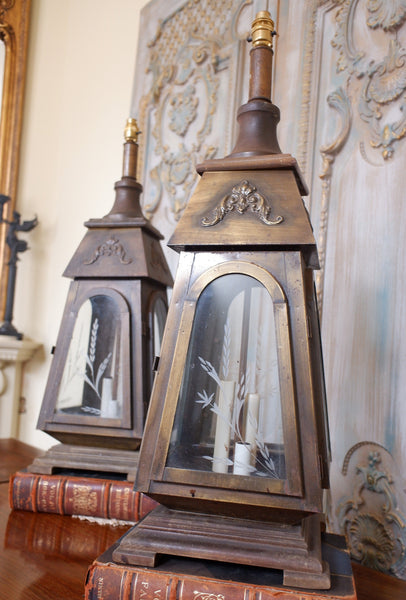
xmin=130 ymin=0 xmax=262 ymax=273
xmin=132 ymin=0 xmax=406 ymax=577
xmin=275 ymin=0 xmax=406 ymax=577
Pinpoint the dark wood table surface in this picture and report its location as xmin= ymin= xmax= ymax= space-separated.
xmin=1 ymin=438 xmax=405 ymax=599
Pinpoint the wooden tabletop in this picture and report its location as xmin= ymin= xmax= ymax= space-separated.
xmin=1 ymin=438 xmax=405 ymax=599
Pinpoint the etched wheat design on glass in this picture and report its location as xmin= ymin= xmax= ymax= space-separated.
xmin=197 ymin=356 xmax=278 ymax=478
xmin=83 ymin=318 xmax=112 ymax=401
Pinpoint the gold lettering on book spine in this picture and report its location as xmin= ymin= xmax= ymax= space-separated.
xmin=38 ymin=479 xmax=57 ymax=512
xmin=72 ymin=484 xmax=98 ymax=514
xmin=140 ymin=581 xmax=164 ymax=600
xmin=97 ymin=577 xmax=103 ymax=599
xmin=113 ymin=486 xmax=131 ymax=516
xmin=193 ymin=593 xmax=225 ymax=600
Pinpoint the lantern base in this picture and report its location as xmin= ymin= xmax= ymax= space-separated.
xmin=112 ymin=505 xmax=331 ymax=589
xmin=28 ymin=443 xmax=139 ymax=481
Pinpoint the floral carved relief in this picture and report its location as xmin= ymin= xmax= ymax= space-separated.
xmin=137 ymin=0 xmax=251 ymax=221
xmin=332 ymin=0 xmax=406 ymax=159
xmin=337 ymin=442 xmax=406 ymax=578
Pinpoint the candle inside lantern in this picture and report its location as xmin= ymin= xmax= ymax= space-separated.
xmin=101 ymin=377 xmax=117 ymax=418
xmin=233 ymin=442 xmax=251 ymax=476
xmin=212 ymin=380 xmax=235 ymax=473
xmin=245 ymin=392 xmax=260 ymax=464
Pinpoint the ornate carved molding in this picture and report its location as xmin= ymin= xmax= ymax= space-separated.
xmin=337 ymin=442 xmax=406 ymax=579
xmin=201 ymin=180 xmax=283 ymax=227
xmin=314 ymin=0 xmax=406 ymax=311
xmin=366 ymin=0 xmax=406 ymax=31
xmin=316 ymin=87 xmax=352 ymax=314
xmin=137 ymin=0 xmax=252 ymax=222
xmin=332 ymin=0 xmax=406 ymax=159
xmin=0 ymin=1 xmax=15 ymax=20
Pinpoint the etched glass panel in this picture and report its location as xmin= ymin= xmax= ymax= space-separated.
xmin=167 ymin=274 xmax=285 ymax=478
xmin=55 ymin=295 xmax=123 ymax=419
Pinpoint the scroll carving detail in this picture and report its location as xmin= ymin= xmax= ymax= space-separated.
xmin=332 ymin=0 xmax=406 ymax=159
xmin=201 ymin=180 xmax=283 ymax=227
xmin=84 ymin=238 xmax=132 ymax=266
xmin=337 ymin=442 xmax=406 ymax=579
xmin=316 ymin=87 xmax=352 ymax=314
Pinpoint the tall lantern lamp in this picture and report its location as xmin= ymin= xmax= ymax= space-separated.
xmin=32 ymin=120 xmax=173 ymax=479
xmin=113 ymin=12 xmax=332 ymax=588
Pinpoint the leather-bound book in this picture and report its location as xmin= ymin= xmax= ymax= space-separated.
xmin=85 ymin=534 xmax=356 ymax=600
xmin=9 ymin=471 xmax=158 ymax=521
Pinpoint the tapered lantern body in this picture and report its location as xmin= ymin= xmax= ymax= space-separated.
xmin=35 ymin=120 xmax=172 ymax=471
xmin=114 ymin=13 xmax=331 ymax=588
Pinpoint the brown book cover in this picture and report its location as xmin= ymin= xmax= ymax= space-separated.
xmin=9 ymin=471 xmax=158 ymax=521
xmin=85 ymin=533 xmax=357 ymax=600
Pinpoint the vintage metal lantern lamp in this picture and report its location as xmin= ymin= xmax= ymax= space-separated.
xmin=114 ymin=12 xmax=331 ymax=588
xmin=35 ymin=120 xmax=172 ymax=476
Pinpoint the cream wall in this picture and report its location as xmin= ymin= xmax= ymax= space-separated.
xmin=13 ymin=0 xmax=148 ymax=449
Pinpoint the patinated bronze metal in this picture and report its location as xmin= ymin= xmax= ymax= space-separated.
xmin=34 ymin=120 xmax=172 ymax=463
xmin=113 ymin=12 xmax=331 ymax=587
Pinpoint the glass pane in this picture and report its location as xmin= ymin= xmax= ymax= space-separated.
xmin=55 ymin=295 xmax=123 ymax=419
xmin=167 ymin=274 xmax=285 ymax=479
xmin=153 ymin=297 xmax=167 ymax=357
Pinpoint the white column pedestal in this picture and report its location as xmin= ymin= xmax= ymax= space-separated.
xmin=0 ymin=337 xmax=40 ymax=438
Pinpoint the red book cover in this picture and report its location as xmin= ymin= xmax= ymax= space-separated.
xmin=9 ymin=471 xmax=158 ymax=521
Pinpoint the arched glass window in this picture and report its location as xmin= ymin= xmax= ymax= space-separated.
xmin=153 ymin=255 xmax=304 ymax=500
xmin=167 ymin=272 xmax=286 ymax=479
xmin=55 ymin=292 xmax=128 ymax=421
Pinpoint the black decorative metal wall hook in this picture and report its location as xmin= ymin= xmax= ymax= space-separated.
xmin=0 ymin=195 xmax=38 ymax=340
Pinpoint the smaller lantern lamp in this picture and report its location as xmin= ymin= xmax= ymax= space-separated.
xmin=32 ymin=119 xmax=173 ymax=479
xmin=113 ymin=12 xmax=332 ymax=588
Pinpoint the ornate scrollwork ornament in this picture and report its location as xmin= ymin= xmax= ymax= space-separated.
xmin=337 ymin=445 xmax=406 ymax=578
xmin=331 ymin=0 xmax=406 ymax=159
xmin=366 ymin=0 xmax=406 ymax=31
xmin=84 ymin=237 xmax=132 ymax=265
xmin=201 ymin=180 xmax=284 ymax=227
xmin=0 ymin=0 xmax=14 ymax=20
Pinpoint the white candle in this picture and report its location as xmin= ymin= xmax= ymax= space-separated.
xmin=212 ymin=380 xmax=235 ymax=473
xmin=245 ymin=392 xmax=260 ymax=461
xmin=233 ymin=442 xmax=251 ymax=476
xmin=101 ymin=377 xmax=118 ymax=418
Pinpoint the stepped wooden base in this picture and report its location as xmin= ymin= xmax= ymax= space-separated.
xmin=28 ymin=443 xmax=139 ymax=481
xmin=112 ymin=505 xmax=331 ymax=589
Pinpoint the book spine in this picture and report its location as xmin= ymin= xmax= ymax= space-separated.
xmin=85 ymin=564 xmax=179 ymax=600
xmin=85 ymin=563 xmax=349 ymax=600
xmin=9 ymin=472 xmax=158 ymax=521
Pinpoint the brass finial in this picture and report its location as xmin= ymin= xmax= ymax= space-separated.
xmin=251 ymin=10 xmax=275 ymax=49
xmin=124 ymin=117 xmax=140 ymax=143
